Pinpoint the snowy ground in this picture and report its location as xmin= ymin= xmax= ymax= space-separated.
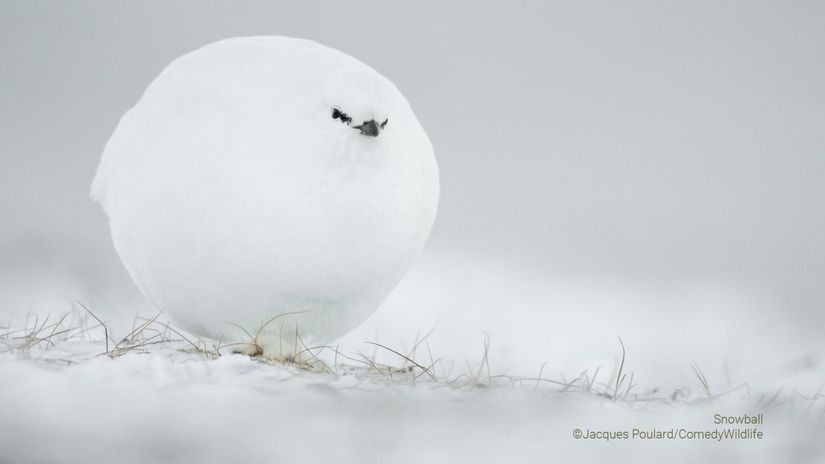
xmin=1 ymin=250 xmax=824 ymax=463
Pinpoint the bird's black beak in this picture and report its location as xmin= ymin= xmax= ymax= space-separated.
xmin=354 ymin=119 xmax=381 ymax=137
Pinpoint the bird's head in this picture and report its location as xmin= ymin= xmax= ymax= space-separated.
xmin=322 ymin=68 xmax=399 ymax=140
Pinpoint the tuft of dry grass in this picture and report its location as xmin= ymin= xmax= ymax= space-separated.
xmin=0 ymin=312 xmax=79 ymax=352
xmin=2 ymin=307 xmax=823 ymax=414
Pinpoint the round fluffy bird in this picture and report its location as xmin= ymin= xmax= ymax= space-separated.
xmin=92 ymin=36 xmax=439 ymax=356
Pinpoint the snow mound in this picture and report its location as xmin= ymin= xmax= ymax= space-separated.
xmin=0 ymin=314 xmax=823 ymax=464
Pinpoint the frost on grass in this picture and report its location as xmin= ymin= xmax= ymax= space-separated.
xmin=1 ymin=303 xmax=824 ymax=464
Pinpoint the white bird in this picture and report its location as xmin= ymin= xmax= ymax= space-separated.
xmin=92 ymin=36 xmax=439 ymax=356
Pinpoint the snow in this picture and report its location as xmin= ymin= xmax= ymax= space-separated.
xmin=1 ymin=249 xmax=823 ymax=463
xmin=0 ymin=341 xmax=822 ymax=463
xmin=0 ymin=343 xmax=823 ymax=462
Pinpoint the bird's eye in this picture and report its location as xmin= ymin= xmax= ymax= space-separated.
xmin=380 ymin=118 xmax=388 ymax=129
xmin=331 ymin=108 xmax=352 ymax=125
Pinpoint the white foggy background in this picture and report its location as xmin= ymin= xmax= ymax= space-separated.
xmin=1 ymin=1 xmax=824 ymax=391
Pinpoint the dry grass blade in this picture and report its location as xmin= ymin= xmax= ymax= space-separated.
xmin=476 ymin=333 xmax=492 ymax=386
xmin=802 ymin=380 xmax=825 ymax=415
xmin=613 ymin=336 xmax=627 ymax=400
xmin=225 ymin=322 xmax=262 ymax=356
xmin=108 ymin=311 xmax=166 ymax=357
xmin=254 ymin=310 xmax=310 ymax=341
xmin=533 ymin=362 xmax=549 ymax=392
xmin=691 ymin=362 xmax=712 ymax=397
xmin=140 ymin=316 xmax=224 ymax=359
xmin=75 ymin=299 xmax=111 ymax=355
xmin=289 ymin=333 xmax=333 ymax=373
xmin=364 ymin=341 xmax=436 ymax=380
